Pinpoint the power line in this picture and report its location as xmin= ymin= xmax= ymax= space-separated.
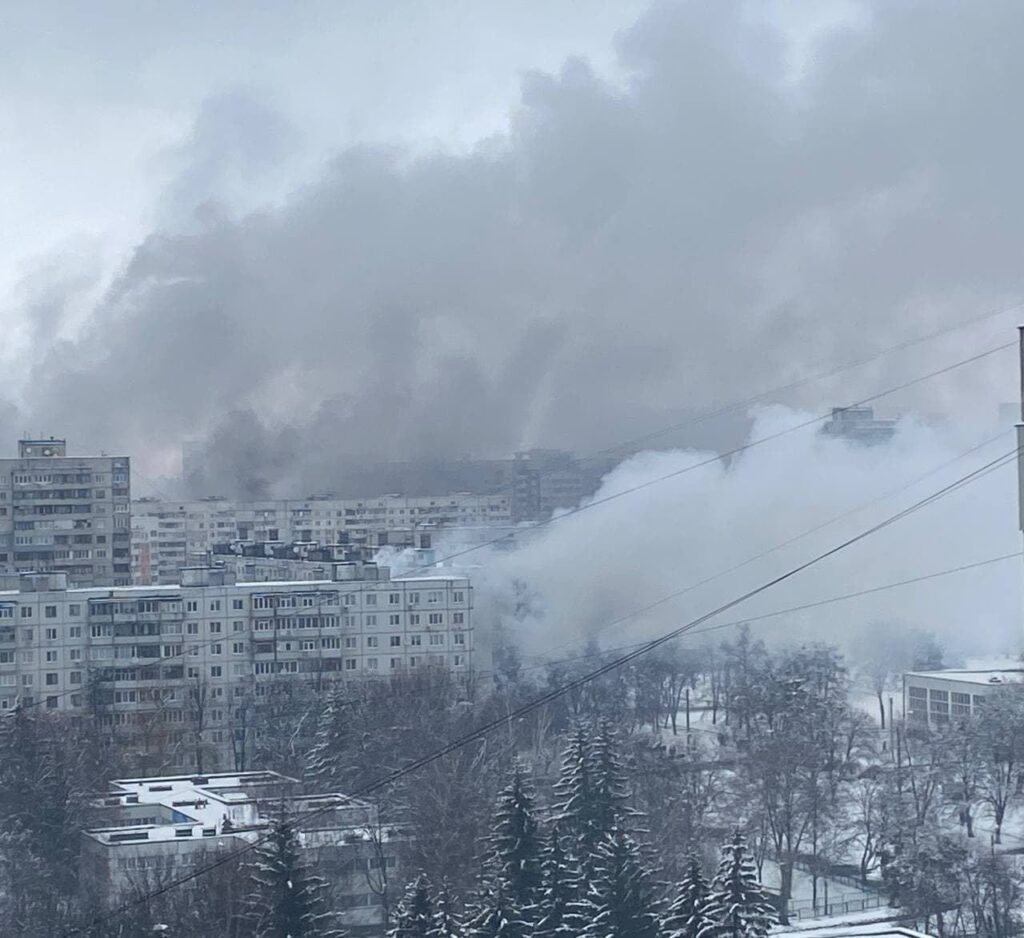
xmin=120 ymin=548 xmax=1021 ymax=723
xmin=67 ymin=440 xmax=1021 ymax=934
xmin=579 ymin=298 xmax=1024 ymax=464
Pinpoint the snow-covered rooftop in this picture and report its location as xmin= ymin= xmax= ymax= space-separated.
xmin=905 ymin=669 xmax=1024 ymax=686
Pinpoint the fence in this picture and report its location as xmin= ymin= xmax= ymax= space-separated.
xmin=785 ymin=892 xmax=886 ymax=921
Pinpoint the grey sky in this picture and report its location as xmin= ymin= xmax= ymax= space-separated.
xmin=2 ymin=1 xmax=1020 ymax=495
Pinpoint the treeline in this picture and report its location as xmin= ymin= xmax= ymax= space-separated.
xmin=386 ymin=721 xmax=775 ymax=938
xmin=3 ymin=626 xmax=1024 ymax=937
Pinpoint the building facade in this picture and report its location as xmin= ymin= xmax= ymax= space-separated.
xmin=0 ymin=438 xmax=132 ymax=587
xmin=903 ymin=669 xmax=1022 ymax=727
xmin=132 ymin=494 xmax=509 ymax=584
xmin=0 ymin=565 xmax=473 ymax=769
xmin=81 ymin=770 xmax=397 ymax=931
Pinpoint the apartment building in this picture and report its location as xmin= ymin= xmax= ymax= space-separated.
xmin=132 ymin=493 xmax=509 ymax=584
xmin=0 ymin=438 xmax=131 ymax=587
xmin=0 ymin=565 xmax=472 ymax=768
xmin=81 ymin=770 xmax=397 ymax=930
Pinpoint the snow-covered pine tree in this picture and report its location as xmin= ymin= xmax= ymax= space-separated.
xmin=246 ymin=810 xmax=342 ymax=938
xmin=587 ymin=718 xmax=632 ymax=839
xmin=663 ymin=856 xmax=711 ymax=938
xmin=305 ymin=683 xmax=350 ymax=787
xmin=487 ymin=761 xmax=543 ymax=916
xmin=534 ymin=825 xmax=576 ymax=938
xmin=390 ymin=873 xmax=435 ymax=938
xmin=431 ymin=878 xmax=464 ymax=938
xmin=552 ymin=723 xmax=593 ymax=855
xmin=575 ymin=828 xmax=661 ymax=938
xmin=698 ymin=831 xmax=775 ymax=938
xmin=465 ymin=885 xmax=530 ymax=938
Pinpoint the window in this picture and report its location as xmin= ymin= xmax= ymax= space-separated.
xmin=410 ymin=635 xmax=422 ymax=646
xmin=233 ymin=621 xmax=244 ymax=632
xmin=454 ymin=633 xmax=465 ymax=645
xmin=344 ymin=637 xmax=357 ymax=648
xmin=186 ymin=600 xmax=198 ymax=613
xmin=44 ymin=605 xmax=57 ymax=618
xmin=366 ymin=637 xmax=379 ymax=648
xmin=427 ymin=591 xmax=442 ymax=604
xmin=428 ymin=613 xmax=443 ymax=625
xmin=209 ymin=622 xmax=222 ymax=633
xmin=232 ymin=642 xmax=245 ymax=654
xmin=390 ymin=657 xmax=401 ymax=669
xmin=389 ymin=593 xmax=401 ymax=605
xmin=211 ymin=644 xmax=222 ymax=655
xmin=453 ymin=591 xmax=465 ymax=603
xmin=389 ymin=614 xmax=401 ymax=626
xmin=409 ymin=614 xmax=420 ymax=626
xmin=952 ymin=692 xmax=971 ymax=717
xmin=210 ymin=666 xmax=223 ymax=678
xmin=389 ymin=636 xmax=401 ymax=647
xmin=45 ymin=628 xmax=57 ymax=640
xmin=453 ymin=612 xmax=464 ymax=625
xmin=68 ymin=604 xmax=80 ymax=616
xmin=429 ymin=634 xmax=444 ymax=646
xmin=70 ymin=671 xmax=82 ymax=684
xmin=408 ymin=592 xmax=420 ymax=605
xmin=45 ymin=673 xmax=58 ymax=686
xmin=210 ymin=600 xmax=221 ymax=611
xmin=45 ymin=650 xmax=57 ymax=662
xmin=186 ymin=622 xmax=199 ymax=635
xmin=365 ymin=594 xmax=377 ymax=606
xmin=232 ymin=599 xmax=244 ymax=610
xmin=69 ymin=649 xmax=81 ymax=661
xmin=366 ymin=658 xmax=378 ymax=670
xmin=366 ymin=615 xmax=377 ymax=627
xmin=69 ymin=626 xmax=81 ymax=638
xmin=453 ymin=655 xmax=463 ymax=666
xmin=345 ymin=658 xmax=357 ymax=671
xmin=20 ymin=607 xmax=32 ymax=618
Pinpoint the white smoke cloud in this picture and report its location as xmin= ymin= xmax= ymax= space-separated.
xmin=449 ymin=408 xmax=1022 ymax=663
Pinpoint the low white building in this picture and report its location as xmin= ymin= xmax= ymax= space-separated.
xmin=903 ymin=669 xmax=1023 ymax=727
xmin=81 ymin=770 xmax=397 ymax=930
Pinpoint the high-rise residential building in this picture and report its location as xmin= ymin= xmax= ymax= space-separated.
xmin=0 ymin=438 xmax=132 ymax=587
xmin=0 ymin=564 xmax=473 ymax=771
xmin=820 ymin=407 xmax=897 ymax=445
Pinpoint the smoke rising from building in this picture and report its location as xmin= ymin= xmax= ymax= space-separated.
xmin=453 ymin=410 xmax=1022 ymax=661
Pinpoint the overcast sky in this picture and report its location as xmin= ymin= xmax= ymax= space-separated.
xmin=2 ymin=0 xmax=1021 ymax=495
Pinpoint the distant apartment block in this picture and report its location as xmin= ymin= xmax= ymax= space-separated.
xmin=0 ymin=565 xmax=472 ymax=771
xmin=210 ymin=536 xmax=437 ymax=584
xmin=132 ymin=493 xmax=509 ymax=584
xmin=81 ymin=770 xmax=396 ymax=930
xmin=820 ymin=407 xmax=897 ymax=445
xmin=0 ymin=438 xmax=131 ymax=587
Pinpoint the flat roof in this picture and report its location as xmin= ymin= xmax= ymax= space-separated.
xmin=905 ymin=669 xmax=1024 ymax=686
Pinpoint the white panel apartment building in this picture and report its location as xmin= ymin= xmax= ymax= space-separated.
xmin=0 ymin=565 xmax=472 ymax=768
xmin=132 ymin=493 xmax=511 ymax=584
xmin=0 ymin=438 xmax=132 ymax=587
